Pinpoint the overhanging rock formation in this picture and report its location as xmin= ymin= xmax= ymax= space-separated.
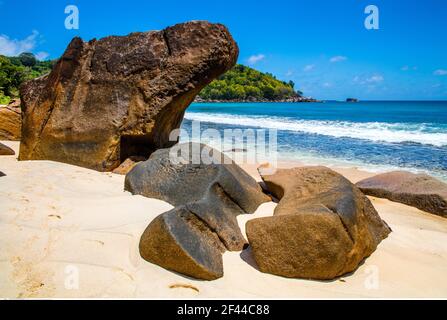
xmin=19 ymin=21 xmax=239 ymax=171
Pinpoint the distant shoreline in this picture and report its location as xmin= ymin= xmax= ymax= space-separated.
xmin=194 ymin=97 xmax=322 ymax=103
xmin=193 ymin=99 xmax=447 ymax=103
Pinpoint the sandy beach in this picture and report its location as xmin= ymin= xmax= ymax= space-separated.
xmin=1 ymin=140 xmax=447 ymax=298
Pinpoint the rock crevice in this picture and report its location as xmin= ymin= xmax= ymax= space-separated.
xmin=126 ymin=143 xmax=269 ymax=280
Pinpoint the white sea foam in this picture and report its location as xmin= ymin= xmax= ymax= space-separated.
xmin=184 ymin=112 xmax=447 ymax=147
xmin=277 ymin=150 xmax=447 ymax=182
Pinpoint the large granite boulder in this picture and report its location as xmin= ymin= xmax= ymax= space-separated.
xmin=0 ymin=99 xmax=21 ymax=141
xmin=0 ymin=142 xmax=15 ymax=156
xmin=127 ymin=143 xmax=269 ymax=279
xmin=356 ymin=171 xmax=447 ymax=218
xmin=19 ymin=21 xmax=238 ymax=171
xmin=246 ymin=165 xmax=391 ymax=280
xmin=139 ymin=206 xmax=226 ymax=280
xmin=125 ymin=143 xmax=268 ymax=216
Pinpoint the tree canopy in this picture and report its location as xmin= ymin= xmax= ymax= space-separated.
xmin=198 ymin=64 xmax=301 ymax=101
xmin=1 ymin=56 xmax=304 ymax=105
xmin=0 ymin=53 xmax=54 ymax=104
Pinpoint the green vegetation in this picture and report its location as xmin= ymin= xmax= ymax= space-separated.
xmin=1 ymin=56 xmax=305 ymax=104
xmin=198 ymin=64 xmax=302 ymax=101
xmin=0 ymin=53 xmax=54 ymax=104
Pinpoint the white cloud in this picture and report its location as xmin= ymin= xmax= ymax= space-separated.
xmin=35 ymin=51 xmax=50 ymax=61
xmin=0 ymin=30 xmax=41 ymax=56
xmin=401 ymin=65 xmax=417 ymax=71
xmin=247 ymin=54 xmax=265 ymax=65
xmin=365 ymin=75 xmax=384 ymax=83
xmin=303 ymin=64 xmax=315 ymax=72
xmin=285 ymin=70 xmax=293 ymax=77
xmin=353 ymin=74 xmax=384 ymax=85
xmin=434 ymin=69 xmax=447 ymax=76
xmin=322 ymin=82 xmax=332 ymax=88
xmin=329 ymin=55 xmax=347 ymax=63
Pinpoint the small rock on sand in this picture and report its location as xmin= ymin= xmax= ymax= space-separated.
xmin=0 ymin=142 xmax=15 ymax=156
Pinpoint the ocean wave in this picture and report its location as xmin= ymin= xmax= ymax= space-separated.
xmin=184 ymin=112 xmax=447 ymax=147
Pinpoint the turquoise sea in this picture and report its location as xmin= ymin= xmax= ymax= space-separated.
xmin=181 ymin=101 xmax=447 ymax=181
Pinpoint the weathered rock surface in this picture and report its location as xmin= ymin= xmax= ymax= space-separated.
xmin=246 ymin=165 xmax=391 ymax=280
xmin=126 ymin=143 xmax=268 ymax=214
xmin=19 ymin=21 xmax=238 ymax=171
xmin=127 ymin=143 xmax=269 ymax=279
xmin=139 ymin=206 xmax=225 ymax=280
xmin=0 ymin=99 xmax=21 ymax=141
xmin=0 ymin=142 xmax=15 ymax=156
xmin=112 ymin=156 xmax=145 ymax=175
xmin=356 ymin=171 xmax=447 ymax=218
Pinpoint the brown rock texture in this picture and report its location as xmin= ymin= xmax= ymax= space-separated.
xmin=0 ymin=99 xmax=21 ymax=140
xmin=246 ymin=166 xmax=391 ymax=280
xmin=139 ymin=206 xmax=225 ymax=280
xmin=112 ymin=156 xmax=145 ymax=175
xmin=356 ymin=171 xmax=447 ymax=218
xmin=19 ymin=21 xmax=238 ymax=171
xmin=0 ymin=142 xmax=15 ymax=156
xmin=128 ymin=143 xmax=269 ymax=279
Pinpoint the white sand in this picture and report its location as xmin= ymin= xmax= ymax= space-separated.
xmin=1 ymin=140 xmax=447 ymax=298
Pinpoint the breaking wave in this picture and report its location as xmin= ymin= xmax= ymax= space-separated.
xmin=184 ymin=112 xmax=447 ymax=147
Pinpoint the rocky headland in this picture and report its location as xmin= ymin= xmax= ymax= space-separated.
xmin=194 ymin=96 xmax=320 ymax=103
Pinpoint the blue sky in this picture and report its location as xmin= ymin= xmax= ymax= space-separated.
xmin=0 ymin=0 xmax=446 ymax=100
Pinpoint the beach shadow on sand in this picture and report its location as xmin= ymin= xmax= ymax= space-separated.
xmin=0 ymin=171 xmax=5 ymax=177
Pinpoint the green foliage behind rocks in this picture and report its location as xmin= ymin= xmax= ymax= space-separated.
xmin=0 ymin=53 xmax=54 ymax=104
xmin=1 ymin=56 xmax=306 ymax=104
xmin=198 ymin=64 xmax=301 ymax=101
